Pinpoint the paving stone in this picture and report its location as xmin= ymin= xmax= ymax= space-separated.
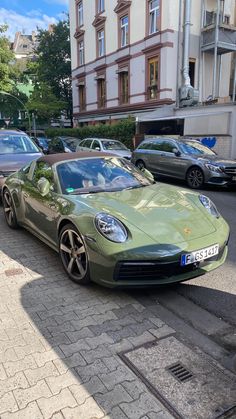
xmin=62 ymin=396 xmax=104 ymax=419
xmin=94 ymin=384 xmax=132 ymax=411
xmin=14 ymin=341 xmax=46 ymax=359
xmin=4 ymin=354 xmax=37 ymax=377
xmin=24 ymin=361 xmax=60 ymax=386
xmin=0 ymin=362 xmax=7 ymax=380
xmin=47 ymin=322 xmax=76 ymax=336
xmin=33 ymin=348 xmax=65 ymax=367
xmin=120 ymin=392 xmax=164 ymax=418
xmin=81 ymin=345 xmax=113 ymax=363
xmin=148 ymin=410 xmax=174 ymax=419
xmin=53 ymin=352 xmax=87 ymax=374
xmin=89 ymin=317 xmax=135 ymax=337
xmin=112 ymin=305 xmax=140 ymax=319
xmin=103 ymin=406 xmax=129 ymax=419
xmin=75 ymin=359 xmax=109 ymax=382
xmin=46 ymin=370 xmax=80 ymax=394
xmin=66 ymin=327 xmax=94 ymax=343
xmin=51 ymin=413 xmax=64 ymax=419
xmin=71 ymin=311 xmax=117 ymax=329
xmin=69 ymin=376 xmax=106 ymax=404
xmin=85 ymin=333 xmax=114 ymax=349
xmin=60 ymin=339 xmax=90 ymax=357
xmin=130 ymin=319 xmax=159 ymax=335
xmin=0 ymin=372 xmax=29 ymax=398
xmin=99 ymin=365 xmax=136 ymax=390
xmin=37 ymin=388 xmax=77 ymax=419
xmin=149 ymin=325 xmax=175 ymax=339
xmin=13 ymin=379 xmax=51 ymax=409
xmin=0 ymin=401 xmax=43 ymax=419
xmin=107 ymin=326 xmax=136 ymax=343
xmin=0 ymin=391 xmax=18 ymax=414
xmin=122 ymin=380 xmax=147 ymax=400
xmin=102 ymin=355 xmax=123 ymax=372
xmin=128 ymin=331 xmax=156 ymax=347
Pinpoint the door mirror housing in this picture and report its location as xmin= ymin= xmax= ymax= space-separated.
xmin=37 ymin=177 xmax=51 ymax=197
xmin=173 ymin=148 xmax=181 ymax=157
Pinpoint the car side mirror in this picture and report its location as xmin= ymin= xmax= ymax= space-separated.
xmin=141 ymin=168 xmax=155 ymax=182
xmin=37 ymin=177 xmax=51 ymax=197
xmin=173 ymin=148 xmax=181 ymax=157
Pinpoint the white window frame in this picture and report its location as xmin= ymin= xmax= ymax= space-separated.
xmin=98 ymin=30 xmax=105 ymax=57
xmin=78 ymin=1 xmax=84 ymax=27
xmin=121 ymin=15 xmax=129 ymax=47
xmin=78 ymin=40 xmax=84 ymax=66
xmin=149 ymin=0 xmax=160 ymax=34
xmin=98 ymin=0 xmax=105 ymax=13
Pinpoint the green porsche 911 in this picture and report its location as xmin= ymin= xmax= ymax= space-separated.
xmin=2 ymin=152 xmax=229 ymax=287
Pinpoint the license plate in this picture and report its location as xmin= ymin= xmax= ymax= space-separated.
xmin=181 ymin=244 xmax=219 ymax=266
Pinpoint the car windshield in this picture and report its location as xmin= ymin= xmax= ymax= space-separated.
xmin=57 ymin=157 xmax=153 ymax=194
xmin=179 ymin=141 xmax=216 ymax=156
xmin=102 ymin=140 xmax=128 ymax=151
xmin=0 ymin=134 xmax=39 ymax=154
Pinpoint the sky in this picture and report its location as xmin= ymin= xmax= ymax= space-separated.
xmin=1 ymin=0 xmax=68 ymax=40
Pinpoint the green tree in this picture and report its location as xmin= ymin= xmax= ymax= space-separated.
xmin=0 ymin=24 xmax=15 ymax=92
xmin=35 ymin=19 xmax=72 ymax=122
xmin=27 ymin=82 xmax=67 ymax=124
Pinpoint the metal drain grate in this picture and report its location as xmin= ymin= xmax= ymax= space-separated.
xmin=166 ymin=362 xmax=193 ymax=383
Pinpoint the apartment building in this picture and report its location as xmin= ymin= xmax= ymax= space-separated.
xmin=69 ymin=0 xmax=236 ymax=158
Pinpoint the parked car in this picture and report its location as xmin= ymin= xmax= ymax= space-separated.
xmin=32 ymin=136 xmax=51 ymax=154
xmin=47 ymin=137 xmax=72 ymax=154
xmin=132 ymin=137 xmax=236 ymax=189
xmin=76 ymin=138 xmax=131 ymax=159
xmin=0 ymin=130 xmax=42 ymax=195
xmin=57 ymin=136 xmax=81 ymax=152
xmin=2 ymin=152 xmax=229 ymax=288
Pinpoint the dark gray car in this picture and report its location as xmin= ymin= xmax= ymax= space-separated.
xmin=132 ymin=137 xmax=236 ymax=189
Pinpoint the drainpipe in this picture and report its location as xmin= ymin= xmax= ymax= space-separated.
xmin=212 ymin=0 xmax=220 ymax=98
xmin=176 ymin=0 xmax=183 ymax=107
xmin=182 ymin=0 xmax=192 ymax=86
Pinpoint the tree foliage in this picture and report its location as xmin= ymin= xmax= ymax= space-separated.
xmin=0 ymin=25 xmax=15 ymax=92
xmin=27 ymin=83 xmax=67 ymax=123
xmin=35 ymin=19 xmax=72 ymax=120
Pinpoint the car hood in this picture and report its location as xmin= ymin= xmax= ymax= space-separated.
xmin=196 ymin=155 xmax=236 ymax=166
xmin=0 ymin=153 xmax=41 ymax=172
xmin=73 ymin=184 xmax=217 ymax=245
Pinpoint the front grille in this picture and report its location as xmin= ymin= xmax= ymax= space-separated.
xmin=222 ymin=167 xmax=236 ymax=175
xmin=114 ymin=260 xmax=198 ymax=281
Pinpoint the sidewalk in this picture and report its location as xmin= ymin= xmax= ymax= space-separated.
xmin=0 ymin=210 xmax=174 ymax=419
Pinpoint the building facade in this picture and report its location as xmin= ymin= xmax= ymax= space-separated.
xmin=69 ymin=0 xmax=236 ymax=158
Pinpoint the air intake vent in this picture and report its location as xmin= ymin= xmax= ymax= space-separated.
xmin=166 ymin=363 xmax=193 ymax=383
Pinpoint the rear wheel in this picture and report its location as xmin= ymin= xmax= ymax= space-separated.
xmin=135 ymin=160 xmax=146 ymax=171
xmin=59 ymin=223 xmax=90 ymax=284
xmin=186 ymin=167 xmax=204 ymax=189
xmin=2 ymin=189 xmax=18 ymax=229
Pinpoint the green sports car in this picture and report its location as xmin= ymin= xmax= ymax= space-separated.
xmin=2 ymin=152 xmax=229 ymax=288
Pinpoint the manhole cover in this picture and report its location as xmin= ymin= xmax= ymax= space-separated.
xmin=5 ymin=268 xmax=23 ymax=277
xmin=120 ymin=336 xmax=236 ymax=419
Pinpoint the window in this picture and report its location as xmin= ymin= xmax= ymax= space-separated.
xmin=83 ymin=139 xmax=93 ymax=148
xmin=91 ymin=140 xmax=101 ymax=150
xmin=120 ymin=72 xmax=129 ymax=104
xmin=97 ymin=0 xmax=105 ymax=13
xmin=138 ymin=141 xmax=154 ymax=150
xmin=97 ymin=78 xmax=106 ymax=108
xmin=78 ymin=39 xmax=84 ymax=66
xmin=77 ymin=1 xmax=83 ymax=27
xmin=97 ymin=29 xmax=105 ymax=57
xmin=149 ymin=0 xmax=160 ymax=34
xmin=120 ymin=15 xmax=129 ymax=47
xmin=33 ymin=162 xmax=54 ymax=184
xmin=148 ymin=57 xmax=159 ymax=99
xmin=159 ymin=140 xmax=176 ymax=153
xmin=79 ymin=85 xmax=86 ymax=111
xmin=189 ymin=59 xmax=196 ymax=87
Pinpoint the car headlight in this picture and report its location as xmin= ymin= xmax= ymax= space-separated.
xmin=205 ymin=163 xmax=222 ymax=173
xmin=95 ymin=213 xmax=128 ymax=243
xmin=199 ymin=195 xmax=220 ymax=218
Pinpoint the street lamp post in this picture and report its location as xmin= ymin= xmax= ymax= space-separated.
xmin=0 ymin=91 xmax=31 ymax=135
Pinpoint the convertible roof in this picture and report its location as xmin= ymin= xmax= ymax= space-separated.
xmin=38 ymin=151 xmax=115 ymax=165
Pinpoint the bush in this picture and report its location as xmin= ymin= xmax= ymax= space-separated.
xmin=45 ymin=119 xmax=135 ymax=149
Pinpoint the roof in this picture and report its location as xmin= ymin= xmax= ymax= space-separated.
xmin=0 ymin=130 xmax=27 ymax=136
xmin=38 ymin=151 xmax=116 ymax=165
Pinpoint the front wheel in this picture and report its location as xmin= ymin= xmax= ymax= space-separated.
xmin=186 ymin=167 xmax=204 ymax=189
xmin=135 ymin=160 xmax=146 ymax=171
xmin=59 ymin=224 xmax=90 ymax=284
xmin=2 ymin=189 xmax=18 ymax=229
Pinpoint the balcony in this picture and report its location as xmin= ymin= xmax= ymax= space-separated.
xmin=201 ymin=11 xmax=236 ymax=54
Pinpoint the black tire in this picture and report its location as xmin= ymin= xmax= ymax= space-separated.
xmin=59 ymin=223 xmax=90 ymax=285
xmin=186 ymin=166 xmax=204 ymax=189
xmin=135 ymin=160 xmax=146 ymax=171
xmin=2 ymin=189 xmax=18 ymax=229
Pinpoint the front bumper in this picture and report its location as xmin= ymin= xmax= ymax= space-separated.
xmin=205 ymin=170 xmax=236 ymax=186
xmin=88 ymin=225 xmax=229 ymax=288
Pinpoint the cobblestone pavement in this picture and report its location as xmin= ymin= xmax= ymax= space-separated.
xmin=0 ymin=208 xmax=174 ymax=419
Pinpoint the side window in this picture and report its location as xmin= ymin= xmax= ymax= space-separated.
xmin=32 ymin=162 xmax=54 ymax=185
xmin=91 ymin=140 xmax=101 ymax=150
xmin=151 ymin=140 xmax=163 ymax=151
xmin=83 ymin=139 xmax=93 ymax=148
xmin=138 ymin=142 xmax=153 ymax=150
xmin=160 ymin=141 xmax=176 ymax=153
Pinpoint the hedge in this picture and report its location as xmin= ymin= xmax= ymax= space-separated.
xmin=45 ymin=119 xmax=136 ymax=149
